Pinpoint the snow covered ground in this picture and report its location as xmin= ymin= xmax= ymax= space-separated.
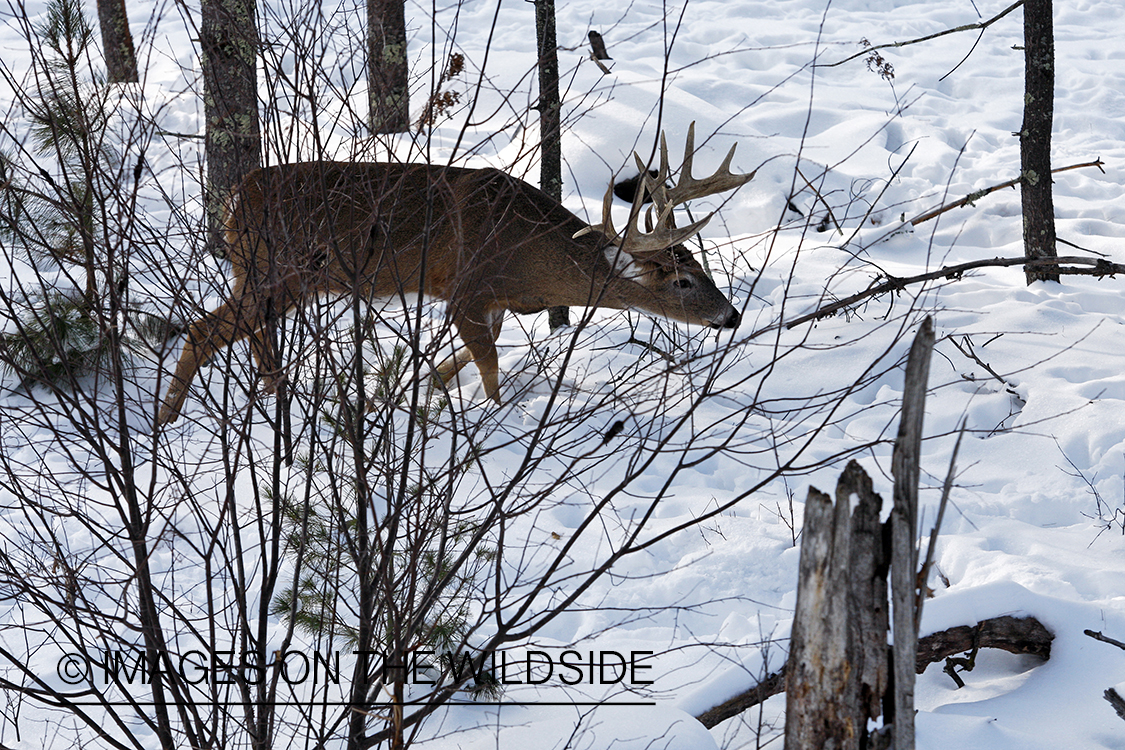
xmin=2 ymin=0 xmax=1125 ymax=747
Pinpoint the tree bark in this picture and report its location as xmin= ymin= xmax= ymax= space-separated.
xmin=535 ymin=0 xmax=569 ymax=331
xmin=786 ymin=484 xmax=858 ymax=749
xmin=1021 ymin=0 xmax=1058 ymax=284
xmin=844 ymin=460 xmax=889 ymax=723
xmin=95 ymin=0 xmax=138 ymax=83
xmin=200 ymin=0 xmax=261 ymax=256
xmin=783 ymin=460 xmax=888 ymax=749
xmin=367 ymin=0 xmax=409 ymax=133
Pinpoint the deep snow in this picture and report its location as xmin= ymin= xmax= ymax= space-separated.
xmin=2 ymin=0 xmax=1125 ymax=747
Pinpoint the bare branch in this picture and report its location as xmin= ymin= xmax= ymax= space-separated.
xmin=695 ymin=667 xmax=787 ymax=729
xmin=785 ymin=254 xmax=1125 ymax=331
xmin=951 ymin=336 xmax=1013 ymax=388
xmin=1085 ymin=629 xmax=1125 ymax=651
xmin=917 ymin=420 xmax=966 ymax=624
xmin=911 ymin=158 xmax=1104 ymax=227
xmin=795 ymin=165 xmax=842 ymax=234
xmin=819 ymin=1 xmax=1025 ymax=69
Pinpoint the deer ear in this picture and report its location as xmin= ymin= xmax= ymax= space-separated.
xmin=619 ymin=244 xmax=667 ymax=264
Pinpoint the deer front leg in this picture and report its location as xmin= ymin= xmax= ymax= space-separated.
xmin=157 ymin=291 xmax=272 ymax=424
xmin=159 ymin=305 xmax=236 ymax=424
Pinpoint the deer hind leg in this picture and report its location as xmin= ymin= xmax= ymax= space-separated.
xmin=437 ymin=307 xmax=504 ymax=404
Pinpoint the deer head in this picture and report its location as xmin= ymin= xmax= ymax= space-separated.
xmin=577 ymin=121 xmax=753 ymax=329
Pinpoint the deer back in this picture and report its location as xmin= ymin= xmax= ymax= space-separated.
xmin=224 ymin=162 xmax=611 ymax=310
xmin=222 ymin=160 xmax=740 ymax=328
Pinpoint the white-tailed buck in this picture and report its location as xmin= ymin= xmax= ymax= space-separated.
xmin=158 ymin=123 xmax=754 ymax=424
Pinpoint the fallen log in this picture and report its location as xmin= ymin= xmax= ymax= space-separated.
xmin=694 ymin=614 xmax=1053 ymax=729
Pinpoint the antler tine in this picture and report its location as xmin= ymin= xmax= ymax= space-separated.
xmin=631 ymin=128 xmax=675 ymax=187
xmin=623 ymin=156 xmax=714 ymax=256
xmin=662 ymin=121 xmax=757 ymax=207
xmin=632 ymin=151 xmax=672 ymax=231
xmin=574 ymin=167 xmax=711 ymax=257
xmin=615 ymin=208 xmax=713 ymax=259
xmin=572 ymin=178 xmax=617 ymax=240
xmin=573 ymin=167 xmax=651 ymax=246
xmin=617 ymin=162 xmax=662 ymax=251
xmin=677 ymin=121 xmax=695 ymax=191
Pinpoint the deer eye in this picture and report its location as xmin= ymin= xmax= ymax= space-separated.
xmin=672 ymin=277 xmax=693 ymax=289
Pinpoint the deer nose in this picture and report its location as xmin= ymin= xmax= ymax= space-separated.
xmin=713 ymin=308 xmax=740 ymax=330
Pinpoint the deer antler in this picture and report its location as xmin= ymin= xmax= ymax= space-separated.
xmin=644 ymin=121 xmax=757 ymax=235
xmin=574 ymin=122 xmax=756 ymax=258
xmin=574 ymin=176 xmax=710 ymax=258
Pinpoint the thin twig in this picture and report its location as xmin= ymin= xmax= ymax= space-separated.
xmin=917 ymin=419 xmax=965 ymax=625
xmin=785 ymin=254 xmax=1125 ymax=330
xmin=1085 ymin=629 xmax=1125 ymax=651
xmin=950 ymin=336 xmax=1016 ymax=389
xmin=939 ymin=27 xmax=985 ymax=82
xmin=795 ymin=165 xmax=842 ymax=234
xmin=911 ymin=158 xmax=1106 ymax=226
xmin=819 ymin=0 xmax=1025 ymax=69
xmin=623 ymin=336 xmax=673 ymax=362
xmin=588 ymin=54 xmax=612 ymax=75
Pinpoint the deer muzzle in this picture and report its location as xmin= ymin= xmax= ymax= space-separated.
xmin=712 ymin=308 xmax=741 ymax=330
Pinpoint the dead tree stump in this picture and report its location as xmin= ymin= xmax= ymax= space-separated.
xmin=786 ymin=461 xmax=888 ymax=748
xmin=785 ymin=318 xmax=934 ymax=750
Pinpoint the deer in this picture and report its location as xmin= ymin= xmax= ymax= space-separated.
xmin=157 ymin=123 xmax=755 ymax=424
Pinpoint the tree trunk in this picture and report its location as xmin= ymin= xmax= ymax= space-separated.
xmin=367 ymin=0 xmax=409 ymax=133
xmin=200 ymin=0 xmax=261 ymax=256
xmin=95 ymin=0 xmax=138 ymax=83
xmin=535 ymin=0 xmax=569 ymax=331
xmin=785 ymin=321 xmax=933 ymax=750
xmin=1021 ymin=0 xmax=1058 ymax=284
xmin=887 ymin=316 xmax=933 ymax=750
